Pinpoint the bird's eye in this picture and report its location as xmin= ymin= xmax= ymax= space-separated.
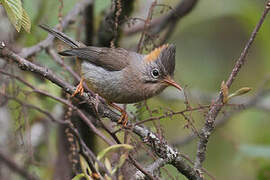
xmin=151 ymin=68 xmax=160 ymax=78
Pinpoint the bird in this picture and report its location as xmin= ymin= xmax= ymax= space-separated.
xmin=40 ymin=24 xmax=182 ymax=125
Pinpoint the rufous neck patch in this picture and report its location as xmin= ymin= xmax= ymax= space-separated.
xmin=145 ymin=44 xmax=169 ymax=62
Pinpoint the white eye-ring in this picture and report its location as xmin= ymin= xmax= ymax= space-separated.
xmin=151 ymin=68 xmax=160 ymax=78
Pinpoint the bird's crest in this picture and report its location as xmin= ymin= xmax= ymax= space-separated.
xmin=145 ymin=44 xmax=169 ymax=62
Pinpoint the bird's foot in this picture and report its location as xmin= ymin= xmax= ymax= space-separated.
xmin=109 ymin=103 xmax=129 ymax=127
xmin=72 ymin=78 xmax=84 ymax=97
xmin=118 ymin=110 xmax=128 ymax=127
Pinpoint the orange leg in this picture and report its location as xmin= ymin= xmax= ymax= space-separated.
xmin=109 ymin=103 xmax=128 ymax=127
xmin=72 ymin=78 xmax=84 ymax=97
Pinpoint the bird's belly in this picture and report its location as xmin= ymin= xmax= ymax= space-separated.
xmin=81 ymin=62 xmax=166 ymax=103
xmin=82 ymin=62 xmax=143 ymax=103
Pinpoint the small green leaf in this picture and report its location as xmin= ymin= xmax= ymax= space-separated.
xmin=79 ymin=155 xmax=92 ymax=176
xmin=228 ymin=87 xmax=252 ymax=100
xmin=1 ymin=0 xmax=23 ymax=32
xmin=97 ymin=144 xmax=133 ymax=161
xmin=21 ymin=8 xmax=31 ymax=33
xmin=72 ymin=173 xmax=88 ymax=180
xmin=104 ymin=158 xmax=112 ymax=173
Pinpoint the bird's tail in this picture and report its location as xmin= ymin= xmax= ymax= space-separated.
xmin=39 ymin=24 xmax=82 ymax=48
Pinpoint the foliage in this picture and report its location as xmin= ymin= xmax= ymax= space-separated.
xmin=0 ymin=0 xmax=31 ymax=32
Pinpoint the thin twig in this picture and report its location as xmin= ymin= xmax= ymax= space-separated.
xmin=0 ymin=69 xmax=115 ymax=146
xmin=0 ymin=45 xmax=202 ymax=180
xmin=134 ymin=105 xmax=210 ymax=126
xmin=125 ymin=0 xmax=198 ymax=36
xmin=173 ymin=88 xmax=270 ymax=147
xmin=19 ymin=0 xmax=94 ymax=58
xmin=134 ymin=158 xmax=168 ymax=180
xmin=129 ymin=155 xmax=156 ymax=180
xmin=194 ymin=1 xmax=270 ymax=171
xmin=137 ymin=0 xmax=157 ymax=53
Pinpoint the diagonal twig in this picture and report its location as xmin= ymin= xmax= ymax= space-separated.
xmin=0 ymin=43 xmax=202 ymax=180
xmin=19 ymin=0 xmax=94 ymax=59
xmin=194 ymin=1 xmax=270 ymax=171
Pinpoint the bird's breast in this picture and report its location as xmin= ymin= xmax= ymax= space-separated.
xmin=81 ymin=62 xmax=166 ymax=103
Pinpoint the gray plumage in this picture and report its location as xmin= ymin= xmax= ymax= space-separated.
xmin=59 ymin=47 xmax=130 ymax=71
xmin=39 ymin=24 xmax=82 ymax=48
xmin=157 ymin=45 xmax=176 ymax=76
xmin=40 ymin=25 xmax=179 ymax=104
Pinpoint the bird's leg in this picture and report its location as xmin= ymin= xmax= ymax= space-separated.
xmin=109 ymin=103 xmax=128 ymax=127
xmin=72 ymin=77 xmax=84 ymax=97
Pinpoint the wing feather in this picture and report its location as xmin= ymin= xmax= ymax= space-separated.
xmin=59 ymin=47 xmax=130 ymax=71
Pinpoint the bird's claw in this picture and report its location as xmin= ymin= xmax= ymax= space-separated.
xmin=109 ymin=103 xmax=129 ymax=128
xmin=117 ymin=111 xmax=128 ymax=127
xmin=72 ymin=78 xmax=84 ymax=97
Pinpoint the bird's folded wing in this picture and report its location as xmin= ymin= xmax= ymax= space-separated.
xmin=59 ymin=47 xmax=130 ymax=71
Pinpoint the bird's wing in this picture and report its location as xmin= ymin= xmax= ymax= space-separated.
xmin=59 ymin=47 xmax=130 ymax=71
xmin=39 ymin=24 xmax=84 ymax=48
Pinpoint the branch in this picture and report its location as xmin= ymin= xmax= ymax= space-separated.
xmin=173 ymin=88 xmax=270 ymax=147
xmin=97 ymin=0 xmax=135 ymax=47
xmin=0 ymin=43 xmax=202 ymax=180
xmin=47 ymin=48 xmax=81 ymax=82
xmin=194 ymin=1 xmax=270 ymax=171
xmin=129 ymin=155 xmax=157 ymax=180
xmin=136 ymin=0 xmax=157 ymax=53
xmin=133 ymin=126 xmax=201 ymax=180
xmin=0 ymin=66 xmax=115 ymax=146
xmin=134 ymin=158 xmax=169 ymax=180
xmin=124 ymin=0 xmax=198 ymax=36
xmin=19 ymin=0 xmax=94 ymax=59
xmin=0 ymin=73 xmax=108 ymax=179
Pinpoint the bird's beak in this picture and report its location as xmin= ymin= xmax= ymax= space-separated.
xmin=163 ymin=77 xmax=182 ymax=91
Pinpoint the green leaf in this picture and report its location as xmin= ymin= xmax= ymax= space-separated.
xmin=1 ymin=0 xmax=23 ymax=32
xmin=239 ymin=144 xmax=270 ymax=158
xmin=228 ymin=87 xmax=252 ymax=100
xmin=104 ymin=158 xmax=112 ymax=173
xmin=21 ymin=8 xmax=31 ymax=33
xmin=95 ymin=144 xmax=133 ymax=174
xmin=72 ymin=173 xmax=90 ymax=180
xmin=97 ymin=144 xmax=133 ymax=161
xmin=79 ymin=155 xmax=92 ymax=177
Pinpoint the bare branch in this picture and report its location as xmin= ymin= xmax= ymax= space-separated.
xmin=129 ymin=155 xmax=156 ymax=180
xmin=133 ymin=126 xmax=202 ymax=180
xmin=137 ymin=0 xmax=157 ymax=53
xmin=19 ymin=0 xmax=94 ymax=59
xmin=194 ymin=1 xmax=270 ymax=171
xmin=124 ymin=0 xmax=198 ymax=36
xmin=0 ymin=68 xmax=115 ymax=146
xmin=97 ymin=0 xmax=135 ymax=47
xmin=173 ymin=88 xmax=270 ymax=147
xmin=0 ymin=45 xmax=202 ymax=180
xmin=134 ymin=158 xmax=169 ymax=180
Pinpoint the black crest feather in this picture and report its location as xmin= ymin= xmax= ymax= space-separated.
xmin=158 ymin=44 xmax=176 ymax=76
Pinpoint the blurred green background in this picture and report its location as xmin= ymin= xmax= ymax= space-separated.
xmin=1 ymin=0 xmax=270 ymax=179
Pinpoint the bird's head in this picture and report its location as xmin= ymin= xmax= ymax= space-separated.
xmin=141 ymin=44 xmax=182 ymax=93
